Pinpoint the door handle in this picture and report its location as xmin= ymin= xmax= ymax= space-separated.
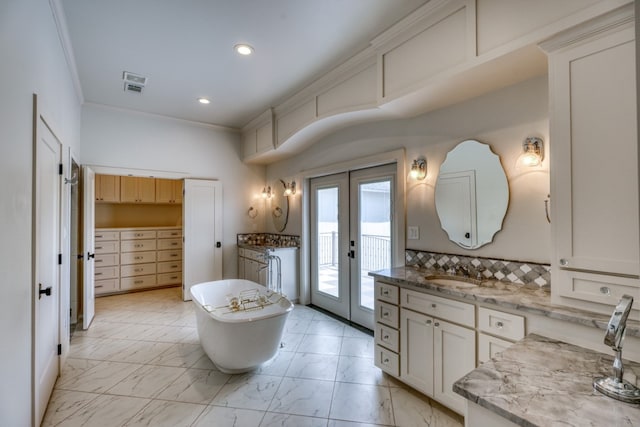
xmin=348 ymin=250 xmax=355 ymax=259
xmin=38 ymin=283 xmax=52 ymax=299
xmin=87 ymin=252 xmax=95 ymax=259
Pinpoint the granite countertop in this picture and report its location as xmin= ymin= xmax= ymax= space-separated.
xmin=369 ymin=266 xmax=640 ymax=338
xmin=238 ymin=243 xmax=300 ymax=251
xmin=453 ymin=334 xmax=640 ymax=426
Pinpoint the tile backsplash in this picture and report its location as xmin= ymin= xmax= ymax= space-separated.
xmin=237 ymin=233 xmax=300 ymax=248
xmin=405 ymin=249 xmax=550 ymax=288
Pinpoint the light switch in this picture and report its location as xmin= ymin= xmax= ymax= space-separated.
xmin=408 ymin=226 xmax=419 ymax=240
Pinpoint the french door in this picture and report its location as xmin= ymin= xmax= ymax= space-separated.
xmin=310 ymin=164 xmax=395 ymax=329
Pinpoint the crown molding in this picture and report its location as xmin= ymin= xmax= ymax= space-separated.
xmin=49 ymin=0 xmax=84 ymax=104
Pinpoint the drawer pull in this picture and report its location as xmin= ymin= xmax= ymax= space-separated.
xmin=171 ymin=232 xmax=179 ymax=236
xmin=431 ymin=303 xmax=437 ymax=308
xmin=135 ymin=268 xmax=142 ymax=272
xmin=382 ymin=358 xmax=389 ymax=365
xmin=95 ymin=246 xmax=103 ymax=250
xmin=426 ymin=319 xmax=432 ymax=325
xmin=170 ymin=254 xmax=178 ymax=257
xmin=382 ymin=289 xmax=390 ymax=296
xmin=135 ymin=280 xmax=143 ymax=284
xmin=171 ymin=276 xmax=178 ymax=280
xmin=135 ymin=233 xmax=143 ymax=237
xmin=171 ymin=264 xmax=178 ymax=268
xmin=600 ymin=286 xmax=611 ymax=295
xmin=135 ymin=256 xmax=142 ymax=260
xmin=135 ymin=244 xmax=142 ymax=248
xmin=95 ymin=259 xmax=102 ymax=263
xmin=559 ymin=258 xmax=569 ymax=267
xmin=95 ymin=234 xmax=103 ymax=238
xmin=434 ymin=322 xmax=440 ymax=327
xmin=95 ymin=272 xmax=102 ymax=276
xmin=95 ymin=285 xmax=103 ymax=288
xmin=171 ymin=242 xmax=178 ymax=246
xmin=495 ymin=321 xmax=504 ymax=329
xmin=383 ymin=334 xmax=390 ymax=340
xmin=382 ymin=311 xmax=390 ymax=318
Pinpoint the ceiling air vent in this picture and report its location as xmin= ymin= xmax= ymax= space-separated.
xmin=123 ymin=71 xmax=147 ymax=94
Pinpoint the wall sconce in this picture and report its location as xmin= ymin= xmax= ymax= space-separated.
xmin=283 ymin=181 xmax=296 ymax=196
xmin=261 ymin=186 xmax=272 ymax=199
xmin=518 ymin=137 xmax=544 ymax=167
xmin=409 ymin=157 xmax=427 ymax=180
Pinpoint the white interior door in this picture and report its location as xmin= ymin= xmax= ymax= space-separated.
xmin=435 ymin=170 xmax=477 ymax=248
xmin=34 ymin=112 xmax=61 ymax=426
xmin=183 ymin=179 xmax=222 ymax=301
xmin=82 ymin=166 xmax=95 ymax=329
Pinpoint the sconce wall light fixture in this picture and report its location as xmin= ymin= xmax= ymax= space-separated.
xmin=519 ymin=137 xmax=544 ymax=167
xmin=409 ymin=157 xmax=427 ymax=180
xmin=284 ymin=181 xmax=296 ymax=196
xmin=261 ymin=186 xmax=272 ymax=199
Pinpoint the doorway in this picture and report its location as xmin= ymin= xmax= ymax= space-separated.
xmin=310 ymin=164 xmax=396 ymax=330
xmin=69 ymin=158 xmax=80 ymax=335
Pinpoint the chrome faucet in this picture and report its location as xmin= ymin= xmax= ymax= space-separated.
xmin=264 ymin=251 xmax=283 ymax=295
xmin=455 ymin=265 xmax=470 ymax=277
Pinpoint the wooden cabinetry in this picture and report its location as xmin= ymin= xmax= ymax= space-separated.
xmin=542 ymin=6 xmax=639 ymax=315
xmin=95 ymin=174 xmax=120 ymax=202
xmin=237 ymin=247 xmax=299 ymax=301
xmin=95 ymin=227 xmax=182 ymax=295
xmin=155 ymin=179 xmax=183 ymax=204
xmin=120 ymin=176 xmax=156 ymax=203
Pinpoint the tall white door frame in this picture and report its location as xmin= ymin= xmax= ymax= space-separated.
xmin=82 ymin=166 xmax=96 ymax=329
xmin=33 ymin=95 xmax=62 ymax=427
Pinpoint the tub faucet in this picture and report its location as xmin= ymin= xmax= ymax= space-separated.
xmin=265 ymin=251 xmax=283 ymax=295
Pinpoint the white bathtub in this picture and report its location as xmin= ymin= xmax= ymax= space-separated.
xmin=190 ymin=279 xmax=293 ymax=373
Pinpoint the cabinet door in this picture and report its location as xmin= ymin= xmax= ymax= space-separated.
xmin=173 ymin=180 xmax=183 ymax=203
xmin=120 ymin=176 xmax=138 ymax=203
xmin=137 ymin=177 xmax=156 ymax=203
xmin=433 ymin=319 xmax=476 ymax=414
xmin=155 ymin=178 xmax=175 ymax=203
xmin=400 ymin=309 xmax=434 ymax=396
xmin=95 ymin=174 xmax=120 ymax=202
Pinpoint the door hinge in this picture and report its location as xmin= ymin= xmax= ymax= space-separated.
xmin=58 ymin=254 xmax=62 ymax=265
xmin=57 ymin=344 xmax=62 ymax=355
xmin=59 ymin=164 xmax=63 ymax=175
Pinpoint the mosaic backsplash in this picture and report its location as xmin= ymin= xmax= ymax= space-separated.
xmin=237 ymin=233 xmax=300 ymax=248
xmin=405 ymin=249 xmax=551 ymax=288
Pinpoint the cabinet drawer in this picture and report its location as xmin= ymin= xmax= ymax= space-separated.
xmin=121 ymin=274 xmax=156 ymax=290
xmin=95 ymin=241 xmax=120 ymax=254
xmin=158 ymin=250 xmax=182 ymax=262
xmin=121 ymin=262 xmax=156 ymax=277
xmin=558 ymin=270 xmax=640 ymax=309
xmin=376 ymin=301 xmax=399 ymax=328
xmin=95 ymin=231 xmax=119 ymax=241
xmin=121 ymin=230 xmax=156 ymax=240
xmin=374 ymin=344 xmax=399 ymax=377
xmin=157 ymin=238 xmax=182 ymax=250
xmin=121 ymin=251 xmax=156 ymax=265
xmin=94 ymin=253 xmax=118 ymax=267
xmin=95 ymin=278 xmax=119 ymax=295
xmin=478 ymin=307 xmax=524 ymax=341
xmin=375 ymin=323 xmax=399 ymax=353
xmin=157 ymin=229 xmax=182 ymax=239
xmin=401 ymin=289 xmax=475 ymax=328
xmin=121 ymin=239 xmax=156 ymax=252
xmin=376 ymin=282 xmax=399 ymax=304
xmin=158 ymin=261 xmax=182 ymax=274
xmin=478 ymin=333 xmax=513 ymax=364
xmin=157 ymin=272 xmax=182 ymax=285
xmin=95 ymin=266 xmax=118 ymax=280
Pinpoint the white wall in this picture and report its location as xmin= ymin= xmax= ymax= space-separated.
xmin=80 ymin=104 xmax=266 ymax=277
xmin=0 ymin=0 xmax=82 ymax=424
xmin=267 ymin=76 xmax=550 ymax=263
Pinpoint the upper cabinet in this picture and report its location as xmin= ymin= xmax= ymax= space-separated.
xmin=155 ymin=179 xmax=183 ymax=204
xmin=95 ymin=174 xmax=120 ymax=203
xmin=120 ymin=176 xmax=156 ymax=203
xmin=542 ymin=4 xmax=638 ymax=315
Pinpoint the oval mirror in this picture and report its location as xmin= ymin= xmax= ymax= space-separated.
xmin=271 ymin=179 xmax=290 ymax=232
xmin=435 ymin=140 xmax=508 ymax=249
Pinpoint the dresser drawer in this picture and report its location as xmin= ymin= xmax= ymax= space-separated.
xmin=401 ymin=288 xmax=475 ymax=328
xmin=478 ymin=307 xmax=524 ymax=341
xmin=375 ymin=323 xmax=399 ymax=353
xmin=95 ymin=266 xmax=118 ymax=280
xmin=121 ymin=274 xmax=156 ymax=290
xmin=121 ymin=262 xmax=156 ymax=277
xmin=157 ymin=272 xmax=182 ymax=285
xmin=121 ymin=251 xmax=156 ymax=265
xmin=94 ymin=253 xmax=118 ymax=267
xmin=157 ymin=250 xmax=182 ymax=262
xmin=376 ymin=301 xmax=399 ymax=328
xmin=95 ymin=230 xmax=119 ymax=241
xmin=157 ymin=229 xmax=182 ymax=239
xmin=376 ymin=282 xmax=399 ymax=304
xmin=157 ymin=238 xmax=182 ymax=250
xmin=558 ymin=270 xmax=640 ymax=309
xmin=478 ymin=333 xmax=513 ymax=364
xmin=95 ymin=278 xmax=119 ymax=295
xmin=121 ymin=230 xmax=156 ymax=240
xmin=374 ymin=344 xmax=399 ymax=377
xmin=158 ymin=261 xmax=181 ymax=274
xmin=121 ymin=239 xmax=156 ymax=252
xmin=95 ymin=241 xmax=119 ymax=254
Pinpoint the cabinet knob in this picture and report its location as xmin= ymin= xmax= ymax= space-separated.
xmin=382 ymin=358 xmax=389 ymax=365
xmin=382 ymin=289 xmax=389 ymax=296
xmin=495 ymin=321 xmax=504 ymax=329
xmin=600 ymin=286 xmax=611 ymax=295
xmin=434 ymin=322 xmax=440 ymax=327
xmin=559 ymin=258 xmax=569 ymax=267
xmin=382 ymin=311 xmax=390 ymax=318
xmin=426 ymin=319 xmax=432 ymax=325
xmin=383 ymin=335 xmax=389 ymax=340
xmin=431 ymin=303 xmax=437 ymax=308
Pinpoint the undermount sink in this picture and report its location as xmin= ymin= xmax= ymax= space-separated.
xmin=424 ymin=275 xmax=483 ymax=288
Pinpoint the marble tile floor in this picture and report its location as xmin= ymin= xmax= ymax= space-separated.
xmin=44 ymin=287 xmax=463 ymax=427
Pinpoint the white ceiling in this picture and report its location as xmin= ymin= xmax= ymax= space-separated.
xmin=60 ymin=0 xmax=428 ymax=129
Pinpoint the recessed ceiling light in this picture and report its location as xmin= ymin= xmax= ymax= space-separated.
xmin=197 ymin=97 xmax=211 ymax=105
xmin=234 ymin=44 xmax=254 ymax=56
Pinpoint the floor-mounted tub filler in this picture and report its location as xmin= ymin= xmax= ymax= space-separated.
xmin=190 ymin=279 xmax=293 ymax=373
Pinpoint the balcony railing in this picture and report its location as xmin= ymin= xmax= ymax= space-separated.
xmin=318 ymin=232 xmax=390 ymax=272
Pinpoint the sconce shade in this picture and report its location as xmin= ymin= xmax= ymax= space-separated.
xmin=284 ymin=181 xmax=296 ymax=196
xmin=261 ymin=186 xmax=272 ymax=199
xmin=410 ymin=158 xmax=427 ymax=180
xmin=518 ymin=137 xmax=544 ymax=167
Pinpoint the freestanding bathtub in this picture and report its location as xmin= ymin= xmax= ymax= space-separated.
xmin=190 ymin=279 xmax=293 ymax=373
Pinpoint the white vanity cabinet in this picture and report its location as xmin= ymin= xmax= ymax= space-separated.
xmin=237 ymin=247 xmax=299 ymax=301
xmin=477 ymin=307 xmax=525 ymax=364
xmin=542 ymin=5 xmax=639 ymax=316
